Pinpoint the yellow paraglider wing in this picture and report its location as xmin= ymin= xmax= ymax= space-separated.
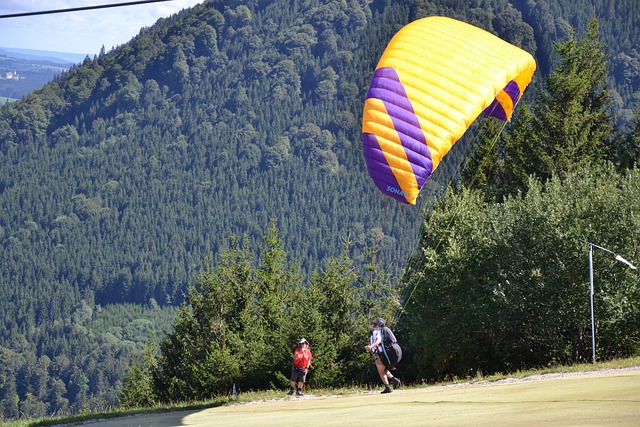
xmin=362 ymin=16 xmax=536 ymax=205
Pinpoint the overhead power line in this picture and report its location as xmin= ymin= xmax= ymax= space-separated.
xmin=0 ymin=0 xmax=174 ymax=19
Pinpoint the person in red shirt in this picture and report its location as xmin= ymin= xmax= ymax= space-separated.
xmin=288 ymin=338 xmax=312 ymax=396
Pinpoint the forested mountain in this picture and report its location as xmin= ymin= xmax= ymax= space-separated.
xmin=0 ymin=0 xmax=639 ymax=420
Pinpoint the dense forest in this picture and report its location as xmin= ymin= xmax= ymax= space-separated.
xmin=0 ymin=0 xmax=639 ymax=421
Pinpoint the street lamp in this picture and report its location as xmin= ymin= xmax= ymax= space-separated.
xmin=586 ymin=242 xmax=637 ymax=363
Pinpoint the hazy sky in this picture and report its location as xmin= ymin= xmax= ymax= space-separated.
xmin=0 ymin=0 xmax=202 ymax=55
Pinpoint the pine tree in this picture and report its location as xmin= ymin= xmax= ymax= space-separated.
xmin=467 ymin=19 xmax=617 ymax=201
xmin=507 ymin=19 xmax=615 ymax=185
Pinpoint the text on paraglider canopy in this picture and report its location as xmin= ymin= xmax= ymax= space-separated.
xmin=386 ymin=185 xmax=410 ymax=198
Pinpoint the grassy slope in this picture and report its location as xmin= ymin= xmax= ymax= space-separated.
xmin=184 ymin=369 xmax=640 ymax=426
xmin=14 ymin=357 xmax=640 ymax=427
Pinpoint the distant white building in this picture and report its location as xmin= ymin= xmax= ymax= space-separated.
xmin=3 ymin=71 xmax=23 ymax=80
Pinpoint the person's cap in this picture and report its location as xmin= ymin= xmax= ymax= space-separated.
xmin=299 ymin=338 xmax=308 ymax=344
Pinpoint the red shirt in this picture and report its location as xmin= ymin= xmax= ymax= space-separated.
xmin=293 ymin=347 xmax=312 ymax=369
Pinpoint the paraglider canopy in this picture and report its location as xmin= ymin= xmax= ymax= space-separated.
xmin=362 ymin=16 xmax=536 ymax=205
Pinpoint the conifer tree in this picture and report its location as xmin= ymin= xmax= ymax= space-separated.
xmin=465 ymin=19 xmax=617 ymax=200
xmin=505 ymin=19 xmax=615 ymax=186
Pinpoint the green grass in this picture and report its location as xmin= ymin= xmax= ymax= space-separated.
xmin=6 ymin=357 xmax=640 ymax=427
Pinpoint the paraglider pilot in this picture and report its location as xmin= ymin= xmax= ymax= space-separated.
xmin=365 ymin=317 xmax=401 ymax=393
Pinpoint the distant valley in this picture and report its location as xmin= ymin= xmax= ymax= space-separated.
xmin=0 ymin=46 xmax=89 ymax=101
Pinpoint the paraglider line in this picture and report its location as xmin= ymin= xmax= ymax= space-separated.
xmin=393 ymin=113 xmax=510 ymax=324
xmin=0 ymin=0 xmax=174 ymax=19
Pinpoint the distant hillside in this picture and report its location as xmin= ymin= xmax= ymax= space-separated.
xmin=0 ymin=47 xmax=88 ymax=64
xmin=0 ymin=47 xmax=79 ymax=99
